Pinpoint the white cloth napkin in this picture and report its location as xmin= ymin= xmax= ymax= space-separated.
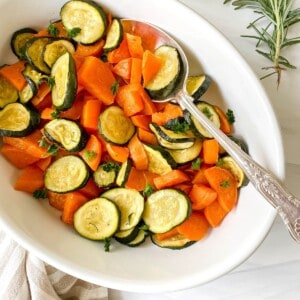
xmin=0 ymin=230 xmax=108 ymax=300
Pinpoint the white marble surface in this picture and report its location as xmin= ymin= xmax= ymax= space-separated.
xmin=109 ymin=0 xmax=300 ymax=299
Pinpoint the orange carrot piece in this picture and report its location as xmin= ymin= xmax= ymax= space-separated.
xmin=152 ymin=103 xmax=183 ymax=125
xmin=153 ymin=169 xmax=190 ymax=190
xmin=35 ymin=156 xmax=53 ymax=171
xmin=128 ymin=134 xmax=148 ymax=170
xmin=47 ymin=191 xmax=68 ymax=211
xmin=137 ymin=128 xmax=157 ymax=145
xmin=30 ymin=82 xmax=51 ymax=111
xmin=131 ymin=114 xmax=152 ymax=131
xmin=173 ymin=183 xmax=193 ymax=195
xmin=79 ymin=134 xmax=102 ymax=171
xmin=177 ymin=211 xmax=209 ymax=241
xmin=80 ymin=99 xmax=102 ymax=133
xmin=0 ymin=144 xmax=40 ymax=169
xmin=40 ymin=107 xmax=54 ymax=120
xmin=202 ymin=139 xmax=219 ymax=165
xmin=189 ymin=183 xmax=218 ymax=210
xmin=126 ymin=33 xmax=144 ymax=58
xmin=0 ymin=61 xmax=26 ymax=91
xmin=106 ymin=143 xmax=129 ymax=163
xmin=60 ymin=95 xmax=84 ymax=120
xmin=125 ymin=167 xmax=147 ymax=191
xmin=142 ymin=50 xmax=163 ymax=86
xmin=112 ymin=57 xmax=132 ymax=80
xmin=140 ymin=88 xmax=157 ymax=115
xmin=74 ymin=39 xmax=105 ymax=57
xmin=61 ymin=192 xmax=89 ymax=225
xmin=214 ymin=105 xmax=232 ymax=134
xmin=130 ymin=58 xmax=142 ymax=84
xmin=123 ymin=88 xmax=144 ymax=117
xmin=107 ymin=38 xmax=131 ymax=63
xmin=204 ymin=166 xmax=238 ymax=212
xmin=79 ymin=177 xmax=102 ymax=198
xmin=77 ymin=56 xmax=116 ymax=105
xmin=203 ymin=200 xmax=228 ymax=227
xmin=192 ymin=168 xmax=209 ymax=185
xmin=155 ymin=227 xmax=179 ymax=241
xmin=3 ymin=130 xmax=49 ymax=158
xmin=14 ymin=165 xmax=44 ymax=193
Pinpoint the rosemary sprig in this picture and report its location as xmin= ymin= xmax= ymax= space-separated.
xmin=224 ymin=0 xmax=300 ymax=85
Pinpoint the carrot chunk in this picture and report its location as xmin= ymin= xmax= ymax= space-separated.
xmin=189 ymin=183 xmax=218 ymax=210
xmin=153 ymin=169 xmax=190 ymax=190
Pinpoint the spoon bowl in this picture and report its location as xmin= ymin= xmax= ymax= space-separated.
xmin=122 ymin=19 xmax=300 ymax=243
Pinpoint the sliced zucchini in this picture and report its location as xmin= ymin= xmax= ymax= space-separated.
xmin=103 ymin=18 xmax=123 ymax=52
xmin=186 ymin=74 xmax=212 ymax=100
xmin=126 ymin=229 xmax=147 ymax=247
xmin=25 ymin=37 xmax=52 ymax=74
xmin=143 ymin=144 xmax=177 ymax=175
xmin=217 ymin=155 xmax=249 ymax=187
xmin=44 ymin=118 xmax=88 ymax=152
xmin=101 ymin=188 xmax=144 ymax=231
xmin=44 ymin=155 xmax=89 ymax=193
xmin=19 ymin=76 xmax=37 ymax=104
xmin=98 ymin=106 xmax=135 ymax=145
xmin=74 ymin=197 xmax=120 ymax=240
xmin=151 ymin=233 xmax=194 ymax=249
xmin=114 ymin=225 xmax=140 ymax=244
xmin=93 ymin=163 xmax=117 ymax=188
xmin=51 ymin=51 xmax=77 ymax=111
xmin=22 ymin=63 xmax=44 ymax=86
xmin=228 ymin=135 xmax=249 ymax=154
xmin=10 ymin=27 xmax=37 ymax=60
xmin=167 ymin=138 xmax=202 ymax=164
xmin=43 ymin=38 xmax=76 ymax=68
xmin=60 ymin=0 xmax=107 ymax=44
xmin=143 ymin=188 xmax=191 ymax=234
xmin=145 ymin=45 xmax=182 ymax=100
xmin=149 ymin=122 xmax=195 ymax=150
xmin=187 ymin=101 xmax=220 ymax=138
xmin=0 ymin=76 xmax=19 ymax=108
xmin=0 ymin=102 xmax=40 ymax=137
xmin=116 ymin=159 xmax=132 ymax=187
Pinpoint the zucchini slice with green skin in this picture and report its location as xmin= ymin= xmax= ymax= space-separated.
xmin=143 ymin=144 xmax=177 ymax=175
xmin=151 ymin=233 xmax=195 ymax=250
xmin=44 ymin=118 xmax=88 ymax=152
xmin=143 ymin=188 xmax=191 ymax=234
xmin=187 ymin=101 xmax=220 ymax=138
xmin=19 ymin=76 xmax=37 ymax=104
xmin=10 ymin=27 xmax=37 ymax=60
xmin=114 ymin=225 xmax=140 ymax=244
xmin=60 ymin=0 xmax=107 ymax=45
xmin=43 ymin=38 xmax=76 ymax=68
xmin=145 ymin=45 xmax=182 ymax=100
xmin=167 ymin=138 xmax=202 ymax=164
xmin=98 ymin=106 xmax=135 ymax=145
xmin=186 ymin=74 xmax=212 ymax=100
xmin=126 ymin=229 xmax=147 ymax=247
xmin=51 ymin=51 xmax=77 ymax=111
xmin=103 ymin=18 xmax=123 ymax=52
xmin=116 ymin=159 xmax=132 ymax=187
xmin=74 ymin=197 xmax=120 ymax=240
xmin=0 ymin=102 xmax=40 ymax=137
xmin=101 ymin=188 xmax=144 ymax=231
xmin=217 ymin=155 xmax=249 ymax=187
xmin=93 ymin=163 xmax=117 ymax=188
xmin=25 ymin=37 xmax=53 ymax=74
xmin=44 ymin=155 xmax=89 ymax=193
xmin=22 ymin=63 xmax=44 ymax=86
xmin=0 ymin=76 xmax=19 ymax=108
xmin=149 ymin=122 xmax=195 ymax=150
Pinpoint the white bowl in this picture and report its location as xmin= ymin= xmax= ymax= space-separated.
xmin=0 ymin=0 xmax=284 ymax=293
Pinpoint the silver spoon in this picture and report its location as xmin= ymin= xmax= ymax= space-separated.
xmin=122 ymin=19 xmax=300 ymax=242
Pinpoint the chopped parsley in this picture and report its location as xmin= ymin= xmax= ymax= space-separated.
xmin=33 ymin=188 xmax=48 ymax=199
xmin=84 ymin=150 xmax=96 ymax=160
xmin=220 ymin=179 xmax=230 ymax=188
xmin=51 ymin=110 xmax=60 ymax=119
xmin=226 ymin=109 xmax=235 ymax=124
xmin=38 ymin=138 xmax=58 ymax=156
xmin=67 ymin=27 xmax=81 ymax=38
xmin=104 ymin=238 xmax=111 ymax=252
xmin=191 ymin=157 xmax=202 ymax=170
xmin=111 ymin=81 xmax=119 ymax=95
xmin=143 ymin=183 xmax=155 ymax=197
xmin=202 ymin=107 xmax=212 ymax=119
xmin=103 ymin=161 xmax=120 ymax=172
xmin=165 ymin=118 xmax=190 ymax=133
xmin=48 ymin=22 xmax=59 ymax=37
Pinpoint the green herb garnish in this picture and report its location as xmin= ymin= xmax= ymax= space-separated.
xmin=33 ymin=188 xmax=48 ymax=199
xmin=111 ymin=81 xmax=119 ymax=95
xmin=67 ymin=27 xmax=81 ymax=38
xmin=143 ymin=183 xmax=155 ymax=197
xmin=48 ymin=22 xmax=59 ymax=37
xmin=220 ymin=179 xmax=230 ymax=187
xmin=166 ymin=118 xmax=190 ymax=133
xmin=103 ymin=161 xmax=120 ymax=172
xmin=51 ymin=110 xmax=60 ymax=119
xmin=84 ymin=150 xmax=96 ymax=160
xmin=226 ymin=109 xmax=235 ymax=124
xmin=191 ymin=157 xmax=203 ymax=170
xmin=104 ymin=238 xmax=111 ymax=252
xmin=202 ymin=107 xmax=212 ymax=119
xmin=224 ymin=0 xmax=300 ymax=85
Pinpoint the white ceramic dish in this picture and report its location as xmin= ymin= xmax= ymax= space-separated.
xmin=0 ymin=0 xmax=284 ymax=293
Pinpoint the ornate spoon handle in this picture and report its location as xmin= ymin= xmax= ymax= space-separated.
xmin=179 ymin=93 xmax=300 ymax=242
